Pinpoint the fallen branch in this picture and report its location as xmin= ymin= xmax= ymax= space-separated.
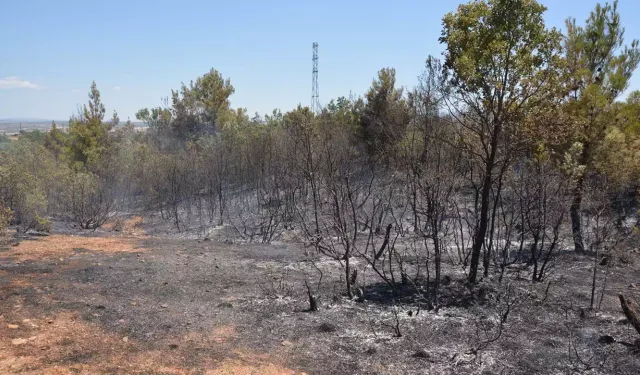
xmin=619 ymin=294 xmax=640 ymax=336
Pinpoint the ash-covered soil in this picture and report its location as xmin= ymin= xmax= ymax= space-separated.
xmin=1 ymin=225 xmax=640 ymax=374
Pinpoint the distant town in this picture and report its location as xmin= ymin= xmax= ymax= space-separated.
xmin=0 ymin=120 xmax=145 ymax=135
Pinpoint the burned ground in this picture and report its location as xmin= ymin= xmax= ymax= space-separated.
xmin=1 ymin=226 xmax=640 ymax=374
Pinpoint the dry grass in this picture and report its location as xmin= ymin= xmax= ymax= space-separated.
xmin=101 ymin=216 xmax=146 ymax=237
xmin=208 ymin=355 xmax=305 ymax=375
xmin=0 ymin=312 xmax=304 ymax=375
xmin=7 ymin=235 xmax=147 ymax=262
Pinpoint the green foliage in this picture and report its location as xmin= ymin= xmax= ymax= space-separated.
xmin=360 ymin=68 xmax=410 ymax=159
xmin=67 ymin=82 xmax=116 ymax=168
xmin=0 ymin=202 xmax=12 ymax=234
xmin=136 ymin=104 xmax=173 ymax=146
xmin=19 ymin=129 xmax=46 ymax=143
xmin=0 ymin=133 xmax=10 ymax=150
xmin=33 ymin=215 xmax=52 ymax=233
xmin=136 ymin=69 xmax=235 ymax=142
xmin=0 ymin=139 xmax=56 ymax=232
xmin=560 ymin=1 xmax=640 ymax=185
xmin=441 ymin=0 xmax=564 ymax=117
xmin=44 ymin=122 xmax=69 ymax=161
xmin=170 ymin=68 xmax=235 ymax=138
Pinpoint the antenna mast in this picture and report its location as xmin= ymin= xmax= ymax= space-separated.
xmin=311 ymin=42 xmax=319 ymax=114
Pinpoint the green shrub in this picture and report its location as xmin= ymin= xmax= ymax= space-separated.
xmin=0 ymin=203 xmax=12 ymax=234
xmin=33 ymin=215 xmax=52 ymax=233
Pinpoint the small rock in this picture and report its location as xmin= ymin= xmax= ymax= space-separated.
xmin=11 ymin=338 xmax=28 ymax=345
xmin=413 ymin=349 xmax=432 ymax=360
xmin=47 ymin=319 xmax=54 ymax=324
xmin=203 ymin=237 xmax=211 ymax=242
xmin=119 ymin=319 xmax=125 ymax=324
xmin=122 ymin=336 xmax=129 ymax=343
xmin=130 ymin=301 xmax=137 ymax=306
xmin=317 ymin=323 xmax=337 ymax=333
xmin=160 ymin=304 xmax=168 ymax=308
xmin=366 ymin=346 xmax=377 ymax=355
xmin=7 ymin=324 xmax=19 ymax=329
xmin=224 ymin=239 xmax=233 ymax=244
xmin=169 ymin=344 xmax=179 ymax=349
xmin=629 ymin=284 xmax=637 ymax=289
xmin=598 ymin=335 xmax=616 ymax=344
xmin=217 ymin=302 xmax=233 ymax=308
xmin=281 ymin=340 xmax=293 ymax=347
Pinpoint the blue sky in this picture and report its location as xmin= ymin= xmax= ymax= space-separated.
xmin=1 ymin=0 xmax=639 ymax=121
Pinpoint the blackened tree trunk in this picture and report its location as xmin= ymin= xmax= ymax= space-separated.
xmin=570 ymin=172 xmax=586 ymax=254
xmin=469 ymin=168 xmax=493 ymax=283
xmin=468 ymin=123 xmax=500 ymax=284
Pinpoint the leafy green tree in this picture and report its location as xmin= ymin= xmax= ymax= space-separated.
xmin=560 ymin=1 xmax=640 ymax=253
xmin=44 ymin=122 xmax=69 ymax=160
xmin=324 ymin=96 xmax=363 ymax=136
xmin=67 ymin=82 xmax=115 ymax=168
xmin=360 ymin=68 xmax=410 ymax=160
xmin=170 ymin=68 xmax=235 ymax=138
xmin=440 ymin=0 xmax=564 ymax=282
xmin=136 ymin=102 xmax=173 ymax=147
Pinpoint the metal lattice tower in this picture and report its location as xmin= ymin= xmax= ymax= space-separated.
xmin=311 ymin=42 xmax=319 ymax=114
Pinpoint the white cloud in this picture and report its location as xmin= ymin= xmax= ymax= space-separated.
xmin=0 ymin=76 xmax=44 ymax=89
xmin=112 ymin=86 xmax=121 ymax=91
